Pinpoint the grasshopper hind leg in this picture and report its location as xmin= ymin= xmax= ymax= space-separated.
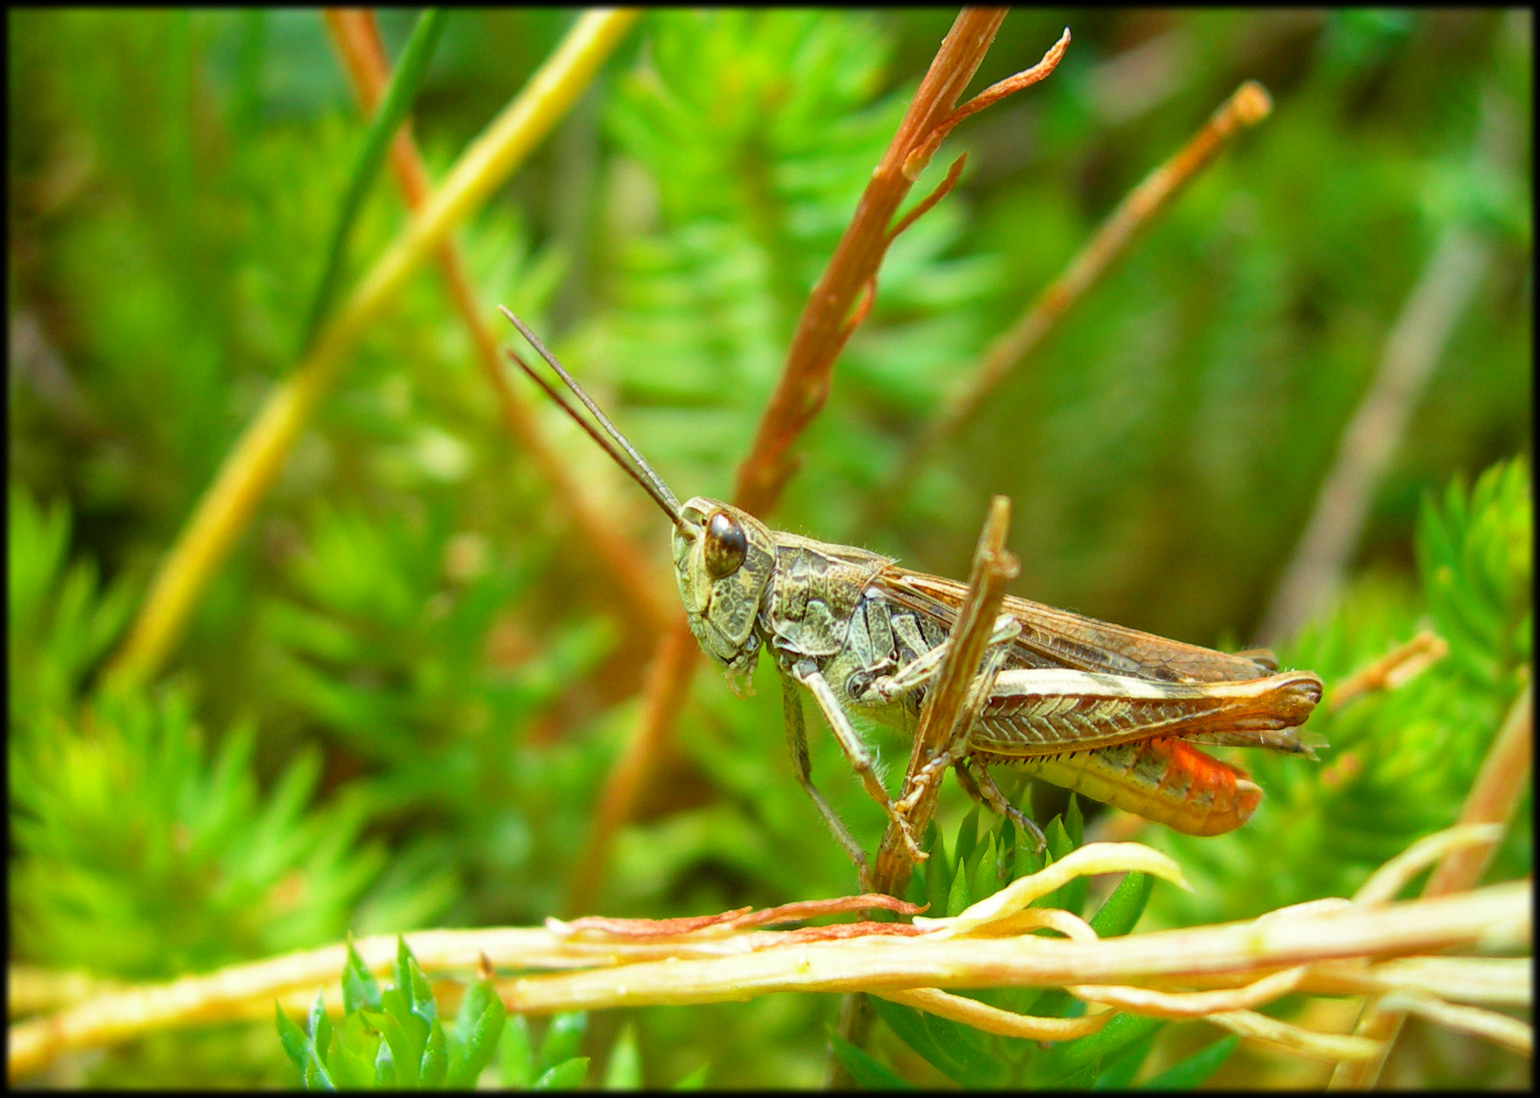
xmin=956 ymin=757 xmax=1048 ymax=852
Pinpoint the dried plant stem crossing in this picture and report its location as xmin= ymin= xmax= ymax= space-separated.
xmin=9 ymin=867 xmax=1527 ymax=1081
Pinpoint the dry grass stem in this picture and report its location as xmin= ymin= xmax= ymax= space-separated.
xmin=9 ymin=834 xmax=1527 ymax=1082
xmin=7 ymin=968 xmax=124 ymax=1020
xmin=978 ymin=906 xmax=1098 ymax=942
xmin=901 ymin=27 xmax=1072 ymax=179
xmin=323 ymin=9 xmax=673 ymax=637
xmin=885 ymin=153 xmax=968 ymax=247
xmin=1352 ymin=823 xmax=1505 ymax=905
xmin=565 ymin=623 xmax=698 ymax=916
xmin=108 ymin=9 xmax=639 ymax=684
xmin=1308 ymin=957 xmax=1530 ymax=1006
xmin=1423 ymin=682 xmax=1532 ymax=897
xmin=1329 ymin=629 xmax=1449 ymax=712
xmin=1069 ymin=966 xmax=1306 ymax=1018
xmin=872 ymin=80 xmax=1273 ymax=526
xmin=1259 ymin=224 xmax=1495 ymax=643
xmin=1374 ymin=991 xmax=1532 ymax=1056
xmin=914 ymin=841 xmax=1187 ymax=936
xmin=1208 ymin=1010 xmax=1383 ymax=1062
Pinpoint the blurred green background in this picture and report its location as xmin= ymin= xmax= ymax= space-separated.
xmin=8 ymin=8 xmax=1530 ymax=1088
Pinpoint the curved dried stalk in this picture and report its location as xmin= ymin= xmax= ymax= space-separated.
xmin=9 ymin=835 xmax=1528 ymax=1082
xmin=1208 ymin=1010 xmax=1384 ymax=1063
xmin=564 ymin=623 xmax=698 ymax=915
xmin=109 ymin=10 xmax=640 ymax=685
xmin=733 ymin=15 xmax=1069 ymax=516
xmin=1328 ymin=629 xmax=1449 ymax=712
xmin=878 ymin=987 xmax=1113 ymax=1040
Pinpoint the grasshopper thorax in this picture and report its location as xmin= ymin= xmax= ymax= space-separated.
xmin=673 ymin=498 xmax=776 ymax=696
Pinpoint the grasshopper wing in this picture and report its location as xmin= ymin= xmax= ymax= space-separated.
xmin=879 ymin=569 xmax=1281 ymax=683
xmin=877 ymin=568 xmax=1322 ymax=757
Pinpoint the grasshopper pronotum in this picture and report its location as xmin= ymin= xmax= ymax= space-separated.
xmin=500 ymin=308 xmax=1322 ymax=878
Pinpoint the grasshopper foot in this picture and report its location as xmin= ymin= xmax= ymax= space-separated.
xmin=886 ymin=807 xmax=929 ymax=863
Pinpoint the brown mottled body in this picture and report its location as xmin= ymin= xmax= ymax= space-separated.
xmin=669 ymin=501 xmax=1322 ymax=854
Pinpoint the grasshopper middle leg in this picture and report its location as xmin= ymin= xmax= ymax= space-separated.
xmin=955 ymin=757 xmax=1047 ymax=851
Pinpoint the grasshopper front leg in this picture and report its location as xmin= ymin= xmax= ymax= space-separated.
xmin=780 ymin=672 xmax=873 ymax=887
xmin=791 ymin=659 xmax=927 ymax=864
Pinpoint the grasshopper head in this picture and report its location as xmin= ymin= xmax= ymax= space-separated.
xmin=494 ymin=313 xmax=774 ymax=695
xmin=674 ymin=498 xmax=775 ymax=696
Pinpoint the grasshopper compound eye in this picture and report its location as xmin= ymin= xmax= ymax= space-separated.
xmin=704 ymin=511 xmax=748 ymax=578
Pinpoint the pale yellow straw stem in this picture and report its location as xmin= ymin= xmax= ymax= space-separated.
xmin=111 ymin=10 xmax=639 ymax=684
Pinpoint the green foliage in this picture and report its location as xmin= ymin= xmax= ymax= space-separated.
xmin=275 ymin=936 xmax=513 ymax=1089
xmin=9 ymin=489 xmax=383 ymax=981
xmin=11 ymin=676 xmax=383 ymax=979
xmin=259 ymin=498 xmax=616 ymax=927
xmin=8 ymin=8 xmax=1530 ymax=1089
xmin=8 ymin=487 xmax=134 ymax=726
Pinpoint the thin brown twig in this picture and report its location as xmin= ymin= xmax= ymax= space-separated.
xmin=1327 ymin=629 xmax=1449 ymax=713
xmin=886 ymin=152 xmax=968 ymax=246
xmin=323 ymin=9 xmax=673 ymax=638
xmin=901 ymin=32 xmax=1072 ymax=180
xmin=565 ymin=623 xmax=697 ymax=915
xmin=567 ymin=12 xmax=1071 ymax=917
xmin=869 ymin=80 xmax=1273 ymax=530
xmin=733 ymin=14 xmax=1069 ymax=517
xmin=1331 ymin=680 xmax=1533 ymax=1088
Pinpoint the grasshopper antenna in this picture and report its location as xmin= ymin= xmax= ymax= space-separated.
xmin=498 ymin=307 xmax=689 ymax=532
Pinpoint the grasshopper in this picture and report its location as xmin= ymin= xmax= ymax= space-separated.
xmin=500 ymin=309 xmax=1323 ymax=880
